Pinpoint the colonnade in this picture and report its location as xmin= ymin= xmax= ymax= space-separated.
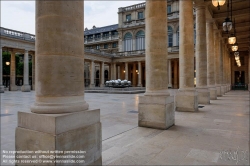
xmin=0 ymin=47 xmax=35 ymax=93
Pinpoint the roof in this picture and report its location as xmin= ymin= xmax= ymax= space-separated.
xmin=84 ymin=24 xmax=118 ymax=36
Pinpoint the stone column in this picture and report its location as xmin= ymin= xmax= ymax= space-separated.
xmin=168 ymin=59 xmax=172 ymax=88
xmin=100 ymin=62 xmax=105 ymax=87
xmin=133 ymin=63 xmax=137 ymax=86
xmin=194 ymin=0 xmax=210 ymax=104
xmin=113 ymin=62 xmax=117 ymax=80
xmin=137 ymin=61 xmax=142 ymax=87
xmin=17 ymin=1 xmax=101 ymax=165
xmin=219 ymin=40 xmax=225 ymax=94
xmin=89 ymin=60 xmax=95 ymax=87
xmin=214 ymin=31 xmax=221 ymax=96
xmin=228 ymin=55 xmax=231 ymax=91
xmin=32 ymin=53 xmax=35 ymax=90
xmin=174 ymin=60 xmax=178 ymax=88
xmin=206 ymin=20 xmax=217 ymax=100
xmin=248 ymin=53 xmax=250 ymax=91
xmin=176 ymin=0 xmax=198 ymax=112
xmin=138 ymin=0 xmax=174 ymax=129
xmin=108 ymin=64 xmax=111 ymax=80
xmin=223 ymin=44 xmax=228 ymax=93
xmin=0 ymin=47 xmax=4 ymax=93
xmin=21 ymin=50 xmax=31 ymax=92
xmin=225 ymin=50 xmax=229 ymax=92
xmin=117 ymin=65 xmax=120 ymax=79
xmin=9 ymin=50 xmax=17 ymax=91
xmin=125 ymin=62 xmax=128 ymax=80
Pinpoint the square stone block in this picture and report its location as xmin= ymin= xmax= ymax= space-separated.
xmin=196 ymin=88 xmax=210 ymax=104
xmin=175 ymin=90 xmax=198 ymax=112
xmin=138 ymin=95 xmax=175 ymax=130
xmin=209 ymin=87 xmax=217 ymax=100
xmin=15 ymin=110 xmax=102 ymax=166
xmin=216 ymin=86 xmax=222 ymax=97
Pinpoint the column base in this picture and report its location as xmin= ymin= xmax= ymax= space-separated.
xmin=0 ymin=85 xmax=4 ymax=93
xmin=216 ymin=85 xmax=222 ymax=97
xmin=175 ymin=89 xmax=198 ymax=112
xmin=220 ymin=86 xmax=225 ymax=95
xmin=138 ymin=95 xmax=175 ymax=130
xmin=196 ymin=87 xmax=210 ymax=104
xmin=32 ymin=84 xmax=35 ymax=91
xmin=21 ymin=84 xmax=31 ymax=92
xmin=223 ymin=85 xmax=227 ymax=94
xmin=209 ymin=87 xmax=217 ymax=100
xmin=16 ymin=109 xmax=102 ymax=166
xmin=100 ymin=84 xmax=105 ymax=88
xmin=168 ymin=84 xmax=172 ymax=88
xmin=137 ymin=84 xmax=142 ymax=87
xmin=9 ymin=85 xmax=17 ymax=91
xmin=89 ymin=84 xmax=95 ymax=88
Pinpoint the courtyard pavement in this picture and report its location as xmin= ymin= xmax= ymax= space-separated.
xmin=0 ymin=90 xmax=249 ymax=165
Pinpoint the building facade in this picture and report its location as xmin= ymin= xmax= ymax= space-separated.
xmin=1 ymin=0 xmax=249 ymax=91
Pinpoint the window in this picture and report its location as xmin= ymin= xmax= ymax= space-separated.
xmin=112 ymin=43 xmax=117 ymax=48
xmin=95 ymin=34 xmax=100 ymax=39
xmin=104 ymin=44 xmax=108 ymax=49
xmin=138 ymin=12 xmax=144 ymax=19
xmin=112 ymin=31 xmax=118 ymax=36
xmin=124 ymin=32 xmax=133 ymax=51
xmin=126 ymin=14 xmax=131 ymax=21
xmin=136 ymin=30 xmax=145 ymax=50
xmin=167 ymin=5 xmax=171 ymax=13
xmin=96 ymin=45 xmax=100 ymax=49
xmin=168 ymin=26 xmax=173 ymax=47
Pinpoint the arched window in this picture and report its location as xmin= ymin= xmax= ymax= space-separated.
xmin=136 ymin=30 xmax=145 ymax=50
xmin=177 ymin=27 xmax=179 ymax=46
xmin=124 ymin=32 xmax=133 ymax=51
xmin=168 ymin=26 xmax=173 ymax=47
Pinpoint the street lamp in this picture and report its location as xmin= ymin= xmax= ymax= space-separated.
xmin=222 ymin=0 xmax=233 ymax=33
xmin=228 ymin=19 xmax=237 ymax=44
xmin=228 ymin=34 xmax=236 ymax=44
xmin=6 ymin=61 xmax=10 ymax=65
xmin=212 ymin=0 xmax=226 ymax=10
xmin=231 ymin=43 xmax=238 ymax=52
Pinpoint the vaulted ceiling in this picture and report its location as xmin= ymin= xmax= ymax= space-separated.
xmin=205 ymin=0 xmax=250 ymax=53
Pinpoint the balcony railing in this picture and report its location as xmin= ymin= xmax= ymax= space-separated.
xmin=115 ymin=50 xmax=145 ymax=57
xmin=85 ymin=49 xmax=114 ymax=57
xmin=0 ymin=27 xmax=36 ymax=42
xmin=119 ymin=2 xmax=146 ymax=12
xmin=123 ymin=19 xmax=145 ymax=27
xmin=170 ymin=46 xmax=179 ymax=52
xmin=84 ymin=35 xmax=118 ymax=44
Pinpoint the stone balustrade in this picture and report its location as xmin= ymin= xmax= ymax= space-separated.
xmin=1 ymin=27 xmax=35 ymax=42
xmin=84 ymin=34 xmax=118 ymax=44
xmin=118 ymin=2 xmax=146 ymax=12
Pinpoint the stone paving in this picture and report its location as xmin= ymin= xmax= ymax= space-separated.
xmin=0 ymin=90 xmax=249 ymax=165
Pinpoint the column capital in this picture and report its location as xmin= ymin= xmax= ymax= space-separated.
xmin=193 ymin=0 xmax=205 ymax=9
xmin=206 ymin=18 xmax=215 ymax=24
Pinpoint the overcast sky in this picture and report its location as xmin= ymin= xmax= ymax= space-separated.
xmin=1 ymin=1 xmax=144 ymax=35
